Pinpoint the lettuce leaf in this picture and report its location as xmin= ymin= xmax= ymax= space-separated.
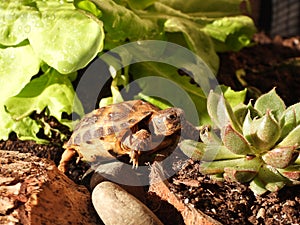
xmin=0 ymin=0 xmax=104 ymax=74
xmin=5 ymin=69 xmax=84 ymax=126
xmin=29 ymin=1 xmax=104 ymax=74
xmin=87 ymin=0 xmax=255 ymax=73
xmin=0 ymin=0 xmax=102 ymax=141
xmin=158 ymin=0 xmax=248 ymax=16
xmin=87 ymin=0 xmax=161 ymax=47
xmin=4 ymin=68 xmax=84 ymax=143
xmin=0 ymin=1 xmax=39 ymax=46
xmin=0 ymin=44 xmax=41 ymax=141
xmin=163 ymin=17 xmax=219 ymax=75
xmin=202 ymin=15 xmax=256 ymax=52
xmin=1 ymin=0 xmax=254 ymax=142
xmin=0 ymin=111 xmax=42 ymax=142
xmin=0 ymin=45 xmax=40 ymax=98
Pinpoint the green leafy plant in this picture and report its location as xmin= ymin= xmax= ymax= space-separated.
xmin=0 ymin=0 xmax=103 ymax=142
xmin=180 ymin=89 xmax=300 ymax=195
xmin=78 ymin=0 xmax=256 ymax=124
xmin=0 ymin=0 xmax=256 ymax=142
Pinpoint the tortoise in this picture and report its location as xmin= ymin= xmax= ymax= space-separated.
xmin=58 ymin=100 xmax=198 ymax=173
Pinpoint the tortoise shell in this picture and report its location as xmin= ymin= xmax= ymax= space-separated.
xmin=65 ymin=100 xmax=159 ymax=147
xmin=58 ymin=100 xmax=198 ymax=173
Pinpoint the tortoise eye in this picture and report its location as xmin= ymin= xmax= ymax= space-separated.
xmin=167 ymin=113 xmax=177 ymax=120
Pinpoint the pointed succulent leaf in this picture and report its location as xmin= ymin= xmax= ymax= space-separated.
xmin=265 ymin=181 xmax=286 ymax=193
xmin=223 ymin=157 xmax=262 ymax=183
xmin=179 ymin=139 xmax=206 ymax=160
xmin=262 ymin=146 xmax=298 ymax=169
xmin=224 ymin=168 xmax=257 ymax=183
xmin=256 ymin=111 xmax=281 ymax=146
xmin=199 ymin=125 xmax=222 ymax=145
xmin=254 ymin=88 xmax=286 ymax=120
xmin=278 ymin=165 xmax=300 ymax=180
xmin=232 ymin=103 xmax=247 ymax=127
xmin=242 ymin=110 xmax=254 ymax=144
xmin=295 ymin=155 xmax=300 ymax=165
xmin=234 ymin=101 xmax=259 ymax=127
xmin=249 ymin=177 xmax=268 ymax=195
xmin=207 ymin=90 xmax=226 ymax=129
xmin=257 ymin=165 xmax=288 ymax=192
xmin=250 ymin=111 xmax=281 ymax=151
xmin=207 ymin=91 xmax=241 ymax=132
xmin=242 ymin=103 xmax=261 ymax=145
xmin=287 ymin=103 xmax=300 ymax=124
xmin=246 ymin=100 xmax=261 ymax=118
xmin=199 ymin=125 xmax=245 ymax=160
xmin=199 ymin=157 xmax=262 ymax=175
xmin=280 ymin=103 xmax=300 ymax=139
xmin=222 ymin=124 xmax=251 ymax=155
xmin=199 ymin=162 xmax=224 ymax=174
xmin=199 ymin=158 xmax=246 ymax=175
xmin=202 ymin=145 xmax=245 ymax=161
xmin=276 ymin=124 xmax=300 ymax=148
xmin=280 ymin=106 xmax=297 ymax=140
xmin=179 ymin=139 xmax=244 ymax=161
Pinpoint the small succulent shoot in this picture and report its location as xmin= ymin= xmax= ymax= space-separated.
xmin=180 ymin=88 xmax=300 ymax=195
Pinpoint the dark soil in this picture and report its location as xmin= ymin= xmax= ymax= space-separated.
xmin=169 ymin=159 xmax=300 ymax=225
xmin=1 ymin=33 xmax=300 ymax=225
xmin=217 ymin=33 xmax=300 ymax=106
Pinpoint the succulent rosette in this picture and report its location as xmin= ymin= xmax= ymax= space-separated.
xmin=180 ymin=89 xmax=300 ymax=195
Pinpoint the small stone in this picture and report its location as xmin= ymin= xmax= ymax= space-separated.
xmin=90 ymin=161 xmax=141 ymax=188
xmin=92 ymin=181 xmax=163 ymax=225
xmin=256 ymin=208 xmax=266 ymax=219
xmin=211 ymin=208 xmax=217 ymax=214
xmin=90 ymin=161 xmax=146 ymax=202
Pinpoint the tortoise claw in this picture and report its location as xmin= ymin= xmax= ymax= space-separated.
xmin=58 ymin=163 xmax=67 ymax=174
xmin=58 ymin=148 xmax=77 ymax=173
xmin=129 ymin=150 xmax=140 ymax=169
xmin=132 ymin=161 xmax=139 ymax=169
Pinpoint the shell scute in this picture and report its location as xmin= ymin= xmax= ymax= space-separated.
xmin=94 ymin=127 xmax=105 ymax=137
xmin=73 ymin=133 xmax=81 ymax=145
xmin=66 ymin=100 xmax=159 ymax=147
xmin=82 ymin=130 xmax=92 ymax=143
xmin=79 ymin=114 xmax=99 ymax=128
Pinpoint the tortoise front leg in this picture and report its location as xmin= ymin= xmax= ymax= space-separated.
xmin=58 ymin=148 xmax=77 ymax=173
xmin=122 ymin=129 xmax=152 ymax=168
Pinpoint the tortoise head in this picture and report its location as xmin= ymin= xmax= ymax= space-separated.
xmin=149 ymin=108 xmax=184 ymax=136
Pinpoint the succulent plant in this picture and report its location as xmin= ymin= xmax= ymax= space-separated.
xmin=180 ymin=89 xmax=300 ymax=195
